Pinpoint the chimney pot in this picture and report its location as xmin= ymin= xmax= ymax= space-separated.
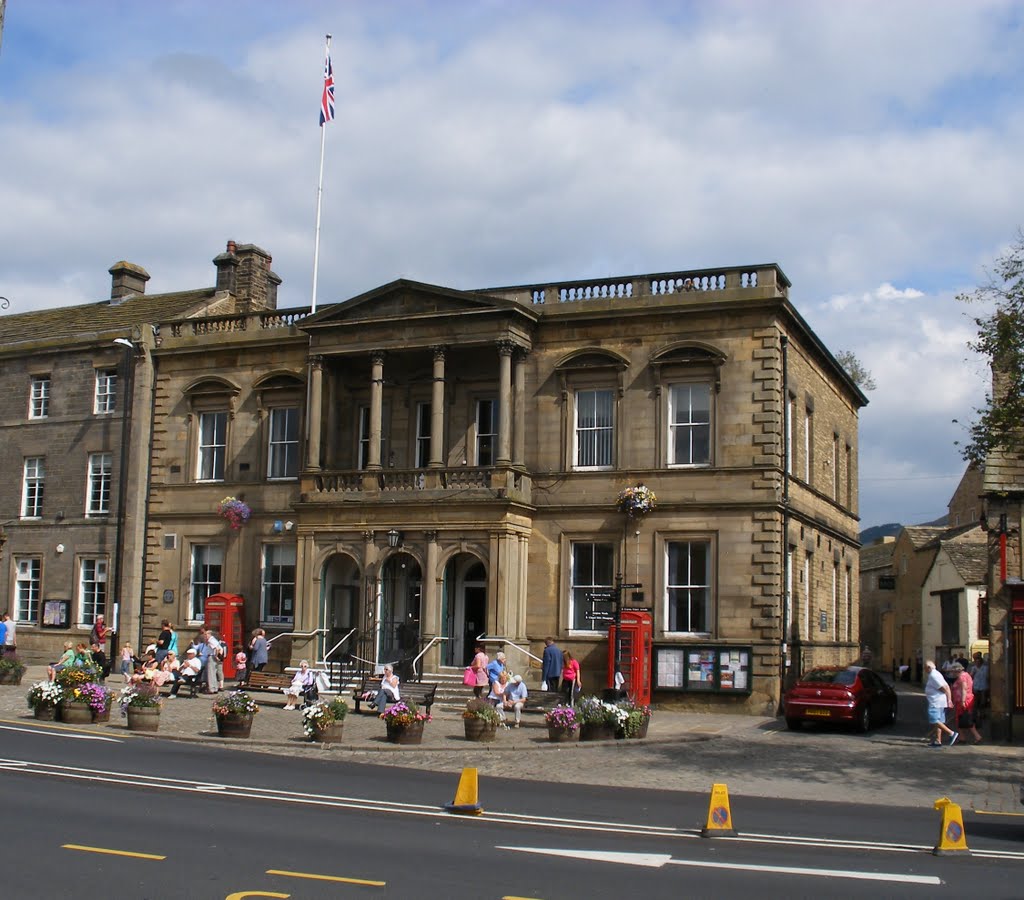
xmin=108 ymin=261 xmax=151 ymax=302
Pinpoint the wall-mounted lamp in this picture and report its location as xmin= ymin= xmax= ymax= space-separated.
xmin=387 ymin=529 xmax=402 ymax=549
xmin=55 ymin=543 xmax=65 ymax=554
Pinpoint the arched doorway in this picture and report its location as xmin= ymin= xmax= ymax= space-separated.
xmin=379 ymin=552 xmax=422 ymax=663
xmin=321 ymin=553 xmax=361 ymax=662
xmin=443 ymin=554 xmax=487 ymax=666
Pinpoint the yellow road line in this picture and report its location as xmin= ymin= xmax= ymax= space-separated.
xmin=266 ymin=868 xmax=385 ymax=887
xmin=62 ymin=843 xmax=165 ymax=860
xmin=972 ymin=809 xmax=1024 ymax=818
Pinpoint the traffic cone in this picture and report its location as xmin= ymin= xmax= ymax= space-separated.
xmin=700 ymin=783 xmax=737 ymax=837
xmin=444 ymin=767 xmax=483 ymax=815
xmin=932 ymin=797 xmax=970 ymax=855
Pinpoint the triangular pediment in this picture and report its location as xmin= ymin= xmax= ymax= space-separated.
xmin=301 ymin=278 xmax=533 ymax=330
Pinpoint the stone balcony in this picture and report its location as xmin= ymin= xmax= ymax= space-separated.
xmin=302 ymin=466 xmax=532 ymax=505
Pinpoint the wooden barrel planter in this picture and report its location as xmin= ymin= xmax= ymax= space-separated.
xmin=33 ymin=704 xmax=57 ymax=721
xmin=580 ymin=722 xmax=617 ymax=742
xmin=0 ymin=671 xmax=24 ymax=685
xmin=310 ymin=722 xmax=344 ymax=743
xmin=92 ymin=705 xmax=112 ymax=724
xmin=546 ymin=725 xmax=580 ymax=744
xmin=126 ymin=706 xmax=161 ymax=732
xmin=464 ymin=718 xmax=497 ymax=743
xmin=60 ymin=703 xmax=94 ymax=725
xmin=216 ymin=712 xmax=254 ymax=738
xmin=386 ymin=720 xmax=425 ymax=745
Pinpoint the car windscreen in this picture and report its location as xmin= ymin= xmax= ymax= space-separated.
xmin=801 ymin=669 xmax=857 ymax=686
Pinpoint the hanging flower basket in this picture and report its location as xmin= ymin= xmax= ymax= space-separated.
xmin=217 ymin=496 xmax=251 ymax=529
xmin=615 ymin=483 xmax=656 ymax=518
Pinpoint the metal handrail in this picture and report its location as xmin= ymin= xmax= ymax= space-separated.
xmin=475 ymin=634 xmax=542 ymax=667
xmin=266 ymin=627 xmax=327 ymax=647
xmin=323 ymin=628 xmax=357 ymax=662
xmin=411 ymin=636 xmax=448 ymax=678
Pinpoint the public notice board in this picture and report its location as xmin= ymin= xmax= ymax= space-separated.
xmin=654 ymin=645 xmax=752 ymax=693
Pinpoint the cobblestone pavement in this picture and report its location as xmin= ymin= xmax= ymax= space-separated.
xmin=3 ymin=667 xmax=1021 ymax=814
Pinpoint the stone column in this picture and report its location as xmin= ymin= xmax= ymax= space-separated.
xmin=430 ymin=347 xmax=446 ymax=468
xmin=368 ymin=351 xmax=384 ymax=470
xmin=306 ymin=355 xmax=324 ymax=470
xmin=513 ymin=348 xmax=527 ymax=466
xmin=497 ymin=341 xmax=513 ymax=466
xmin=422 ymin=531 xmax=441 ymax=670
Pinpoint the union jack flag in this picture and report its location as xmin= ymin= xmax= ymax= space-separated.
xmin=320 ymin=51 xmax=335 ymax=126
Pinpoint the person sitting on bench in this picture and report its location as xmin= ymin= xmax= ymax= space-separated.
xmin=372 ymin=664 xmax=401 ymax=713
xmin=283 ymin=660 xmax=317 ymax=710
xmin=170 ymin=648 xmax=202 ymax=697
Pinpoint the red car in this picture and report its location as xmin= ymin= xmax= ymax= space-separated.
xmin=784 ymin=665 xmax=897 ymax=732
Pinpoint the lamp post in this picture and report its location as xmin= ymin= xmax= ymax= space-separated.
xmin=110 ymin=338 xmax=137 ymax=664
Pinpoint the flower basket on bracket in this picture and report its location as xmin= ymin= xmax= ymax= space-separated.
xmin=615 ymin=483 xmax=657 ymax=518
xmin=217 ymin=496 xmax=251 ymax=529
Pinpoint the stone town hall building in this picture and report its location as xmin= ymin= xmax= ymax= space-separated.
xmin=0 ymin=243 xmax=865 ymax=713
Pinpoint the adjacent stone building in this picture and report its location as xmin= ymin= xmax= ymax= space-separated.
xmin=3 ymin=245 xmax=865 ymax=714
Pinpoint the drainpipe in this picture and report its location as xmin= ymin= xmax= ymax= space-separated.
xmin=779 ymin=333 xmax=791 ymax=714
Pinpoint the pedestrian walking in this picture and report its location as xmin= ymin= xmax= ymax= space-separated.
xmin=541 ymin=637 xmax=563 ymax=692
xmin=924 ymin=659 xmax=957 ymax=747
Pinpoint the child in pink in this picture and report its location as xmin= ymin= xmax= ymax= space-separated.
xmin=234 ymin=650 xmax=247 ymax=686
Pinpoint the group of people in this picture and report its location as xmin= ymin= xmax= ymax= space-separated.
xmin=540 ymin=637 xmax=582 ymax=706
xmin=924 ymin=655 xmax=986 ymax=747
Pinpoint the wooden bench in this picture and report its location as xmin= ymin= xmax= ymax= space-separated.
xmin=526 ymin=689 xmax=567 ymax=712
xmin=245 ymin=671 xmax=294 ymax=693
xmin=352 ymin=677 xmax=437 ymax=715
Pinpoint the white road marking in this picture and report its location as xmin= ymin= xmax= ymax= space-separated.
xmin=498 ymin=846 xmax=943 ymax=885
xmin=1 ymin=757 xmax=1022 ymax=863
xmin=0 ymin=724 xmax=122 ymax=743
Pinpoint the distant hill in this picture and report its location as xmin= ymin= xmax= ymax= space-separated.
xmin=859 ymin=515 xmax=948 ymax=546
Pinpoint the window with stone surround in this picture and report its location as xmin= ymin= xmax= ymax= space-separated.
xmin=197 ymin=411 xmax=228 ymax=481
xmin=15 ymin=557 xmax=41 ymax=623
xmin=190 ymin=544 xmax=223 ymax=622
xmin=664 ymin=539 xmax=712 ymax=635
xmin=29 ymin=375 xmax=50 ymax=419
xmin=78 ymin=558 xmax=107 ymax=626
xmin=86 ymin=452 xmax=112 ymax=516
xmin=555 ymin=349 xmax=627 ymax=472
xmin=651 ymin=343 xmax=724 ymax=469
xmin=22 ymin=457 xmax=44 ymax=518
xmin=574 ymin=389 xmax=614 ymax=469
xmin=415 ymin=401 xmax=432 ymax=468
xmin=668 ymin=383 xmax=711 ymax=466
xmin=95 ymin=368 xmax=117 ymax=415
xmin=184 ymin=377 xmax=240 ymax=483
xmin=267 ymin=407 xmax=299 ymax=479
xmin=261 ymin=543 xmax=296 ymax=624
xmin=569 ymin=541 xmax=616 ymax=631
xmin=475 ymin=398 xmax=497 ymax=466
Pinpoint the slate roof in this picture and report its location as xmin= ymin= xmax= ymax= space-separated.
xmin=941 ymin=540 xmax=988 ymax=585
xmin=0 ymin=288 xmax=219 ymax=350
xmin=859 ymin=540 xmax=895 ymax=572
xmin=902 ymin=526 xmax=947 ymax=550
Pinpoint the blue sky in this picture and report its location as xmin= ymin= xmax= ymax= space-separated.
xmin=2 ymin=0 xmax=1023 ymax=530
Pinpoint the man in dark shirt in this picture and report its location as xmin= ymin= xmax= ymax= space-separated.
xmin=155 ymin=619 xmax=173 ymax=663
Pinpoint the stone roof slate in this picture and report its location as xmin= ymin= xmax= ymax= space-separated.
xmin=859 ymin=541 xmax=895 ymax=571
xmin=941 ymin=540 xmax=988 ymax=585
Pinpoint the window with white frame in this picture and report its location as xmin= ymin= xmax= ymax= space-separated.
xmin=668 ymin=383 xmax=711 ymax=466
xmin=190 ymin=545 xmax=223 ymax=621
xmin=86 ymin=452 xmax=112 ymax=516
xmin=569 ymin=541 xmax=615 ymax=631
xmin=574 ymin=389 xmax=614 ymax=469
xmin=476 ymin=399 xmax=496 ymax=466
xmin=22 ymin=457 xmax=44 ymax=518
xmin=261 ymin=544 xmax=296 ymax=623
xmin=15 ymin=557 xmax=41 ymax=623
xmin=29 ymin=375 xmax=50 ymax=419
xmin=357 ymin=405 xmax=388 ymax=469
xmin=803 ymin=407 xmax=813 ymax=483
xmin=832 ymin=433 xmax=840 ymax=500
xmin=197 ymin=411 xmax=228 ymax=481
xmin=267 ymin=407 xmax=299 ymax=479
xmin=415 ymin=402 xmax=432 ymax=468
xmin=803 ymin=554 xmax=812 ymax=639
xmin=78 ymin=558 xmax=107 ymax=626
xmin=665 ymin=540 xmax=712 ymax=634
xmin=95 ymin=368 xmax=117 ymax=415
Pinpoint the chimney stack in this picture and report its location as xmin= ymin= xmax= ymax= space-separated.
xmin=212 ymin=240 xmax=279 ymax=310
xmin=108 ymin=261 xmax=150 ymax=302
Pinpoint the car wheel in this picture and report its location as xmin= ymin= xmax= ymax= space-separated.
xmin=785 ymin=717 xmax=802 ymax=731
xmin=856 ymin=705 xmax=871 ymax=733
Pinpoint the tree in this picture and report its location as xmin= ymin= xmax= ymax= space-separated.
xmin=834 ymin=350 xmax=876 ymax=391
xmin=956 ymin=232 xmax=1024 ymax=465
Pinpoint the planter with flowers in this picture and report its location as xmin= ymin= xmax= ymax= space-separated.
xmin=462 ymin=698 xmax=501 ymax=742
xmin=615 ymin=483 xmax=657 ymax=518
xmin=213 ymin=690 xmax=259 ymax=737
xmin=303 ymin=697 xmax=348 ymax=743
xmin=217 ymin=496 xmax=251 ymax=530
xmin=381 ymin=701 xmax=430 ymax=745
xmin=544 ymin=704 xmax=581 ymax=743
xmin=27 ymin=681 xmax=63 ymax=720
xmin=577 ymin=696 xmax=628 ymax=742
xmin=619 ymin=700 xmax=652 ymax=739
xmin=59 ymin=685 xmax=99 ymax=724
xmin=0 ymin=655 xmax=27 ymax=685
xmin=119 ymin=681 xmax=162 ymax=732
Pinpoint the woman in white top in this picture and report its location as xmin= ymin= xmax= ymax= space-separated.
xmin=283 ymin=660 xmax=316 ymax=710
xmin=488 ymin=670 xmax=511 ymax=726
xmin=372 ymin=664 xmax=401 ymax=712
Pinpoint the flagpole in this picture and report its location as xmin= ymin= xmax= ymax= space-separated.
xmin=311 ymin=33 xmax=332 ymax=314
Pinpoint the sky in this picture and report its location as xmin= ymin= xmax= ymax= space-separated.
xmin=1 ymin=0 xmax=1022 ymax=531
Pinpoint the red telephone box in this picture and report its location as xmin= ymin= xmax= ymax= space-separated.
xmin=608 ymin=610 xmax=653 ymax=705
xmin=204 ymin=593 xmax=245 ymax=680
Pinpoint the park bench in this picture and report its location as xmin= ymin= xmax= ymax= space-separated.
xmin=245 ymin=671 xmax=294 ymax=693
xmin=352 ymin=677 xmax=437 ymax=715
